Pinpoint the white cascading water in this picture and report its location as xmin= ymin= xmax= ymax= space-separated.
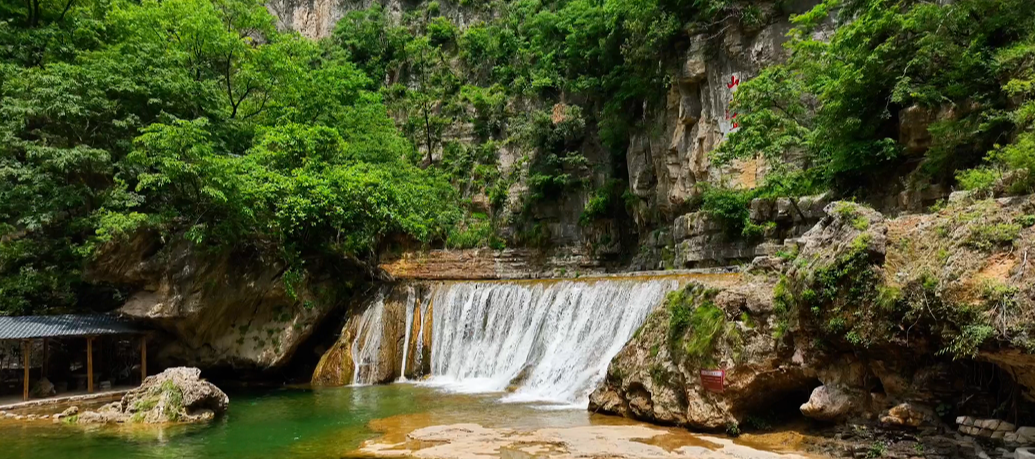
xmin=397 ymin=286 xmax=416 ymax=381
xmin=351 ymin=291 xmax=386 ymax=385
xmin=412 ymin=293 xmax=431 ymax=378
xmin=427 ymin=279 xmax=680 ymax=407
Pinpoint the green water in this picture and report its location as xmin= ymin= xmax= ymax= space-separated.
xmin=0 ymin=385 xmax=600 ymax=459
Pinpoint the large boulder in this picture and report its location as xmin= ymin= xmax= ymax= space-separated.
xmin=76 ymin=367 xmax=228 ymax=424
xmin=86 ymin=232 xmax=367 ymax=371
xmin=589 ymin=277 xmax=817 ymax=430
xmin=592 ymin=196 xmax=1035 ymax=431
xmin=800 ymin=385 xmax=861 ymax=421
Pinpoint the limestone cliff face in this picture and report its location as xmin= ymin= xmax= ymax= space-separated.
xmin=591 ymin=196 xmax=1035 ymax=431
xmin=266 ymin=0 xmax=352 ymax=39
xmin=86 ymin=233 xmax=367 ymax=372
xmin=625 ymin=9 xmax=805 ymax=218
xmin=266 ymin=0 xmax=834 ymax=259
xmin=267 ymin=0 xmax=495 ymax=40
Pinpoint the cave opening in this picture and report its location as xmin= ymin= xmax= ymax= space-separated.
xmin=739 ymin=378 xmax=822 ymax=434
xmin=869 ymin=375 xmax=886 ymax=395
xmin=953 ymin=360 xmax=1035 ymax=427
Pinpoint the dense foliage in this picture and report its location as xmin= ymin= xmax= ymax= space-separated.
xmin=6 ymin=0 xmax=1035 ymax=316
xmin=0 ymin=0 xmax=459 ymax=314
xmin=328 ymin=0 xmax=771 ymax=233
xmin=717 ymin=0 xmax=1035 ymax=195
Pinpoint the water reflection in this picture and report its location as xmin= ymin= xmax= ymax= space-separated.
xmin=0 ymin=384 xmax=622 ymax=459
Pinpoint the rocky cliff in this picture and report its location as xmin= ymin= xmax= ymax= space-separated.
xmin=624 ymin=2 xmax=816 ymax=219
xmin=590 ymin=195 xmax=1035 ymax=455
xmin=264 ymin=0 xmax=845 ymax=259
xmin=87 ymin=232 xmax=371 ymax=373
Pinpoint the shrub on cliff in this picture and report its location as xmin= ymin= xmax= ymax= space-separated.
xmin=783 ymin=200 xmax=1035 ymax=359
xmin=666 ymin=284 xmax=734 ymax=366
xmin=717 ymin=0 xmax=1035 ymax=194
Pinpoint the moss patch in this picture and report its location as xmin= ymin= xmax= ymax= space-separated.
xmin=666 ymin=284 xmax=728 ymax=366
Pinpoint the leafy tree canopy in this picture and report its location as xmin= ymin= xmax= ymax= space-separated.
xmin=0 ymin=0 xmax=458 ymax=315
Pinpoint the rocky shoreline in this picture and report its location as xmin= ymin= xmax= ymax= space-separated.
xmin=588 ymin=195 xmax=1035 ymax=458
xmin=2 ymin=368 xmax=228 ymax=426
xmin=70 ymin=197 xmax=1035 ymax=459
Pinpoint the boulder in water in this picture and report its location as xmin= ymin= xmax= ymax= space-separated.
xmin=75 ymin=367 xmax=228 ymax=425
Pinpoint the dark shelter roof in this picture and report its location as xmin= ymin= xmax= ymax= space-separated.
xmin=0 ymin=314 xmax=144 ymax=340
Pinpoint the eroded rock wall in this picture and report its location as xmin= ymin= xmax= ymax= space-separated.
xmin=588 ymin=276 xmax=817 ymax=429
xmin=312 ymin=283 xmax=433 ymax=385
xmin=626 ymin=12 xmax=801 ymax=218
xmin=87 ymin=233 xmax=369 ymax=373
xmin=591 ymin=196 xmax=1035 ymax=433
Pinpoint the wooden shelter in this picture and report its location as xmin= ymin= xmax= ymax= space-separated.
xmin=0 ymin=314 xmax=147 ymax=401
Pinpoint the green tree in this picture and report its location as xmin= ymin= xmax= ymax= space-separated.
xmin=718 ymin=0 xmax=1035 ymax=192
xmin=0 ymin=0 xmax=460 ymax=315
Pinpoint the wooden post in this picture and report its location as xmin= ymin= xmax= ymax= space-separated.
xmin=42 ymin=338 xmax=48 ymax=379
xmin=22 ymin=339 xmax=30 ymax=401
xmin=140 ymin=335 xmax=147 ymax=383
xmin=87 ymin=337 xmax=94 ymax=393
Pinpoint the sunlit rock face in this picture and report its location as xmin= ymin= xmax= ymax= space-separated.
xmin=378 ymin=248 xmax=608 ymax=281
xmin=87 ymin=232 xmax=367 ymax=372
xmin=358 ymin=423 xmax=813 ymax=459
xmin=313 ymin=283 xmax=434 ymax=386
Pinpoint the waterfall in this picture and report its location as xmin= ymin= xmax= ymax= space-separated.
xmin=412 ymin=293 xmax=431 ymax=378
xmin=398 ymin=286 xmax=416 ymax=381
xmin=351 ymin=291 xmax=386 ymax=385
xmin=335 ymin=276 xmax=683 ymax=405
xmin=427 ymin=278 xmax=679 ymax=407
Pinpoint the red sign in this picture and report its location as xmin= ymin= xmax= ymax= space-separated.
xmin=700 ymin=369 xmax=726 ymax=393
xmin=724 ymin=109 xmax=740 ymax=129
xmin=726 ymin=75 xmax=741 ymax=89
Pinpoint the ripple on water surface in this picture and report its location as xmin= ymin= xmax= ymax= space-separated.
xmin=0 ymin=384 xmax=622 ymax=459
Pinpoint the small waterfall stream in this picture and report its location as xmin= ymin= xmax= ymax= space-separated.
xmin=398 ymin=286 xmax=416 ymax=381
xmin=413 ymin=293 xmax=431 ymax=378
xmin=350 ymin=291 xmax=386 ymax=385
xmin=342 ymin=277 xmax=682 ymax=407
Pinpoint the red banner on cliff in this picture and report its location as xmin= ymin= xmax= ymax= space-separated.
xmin=700 ymin=369 xmax=726 ymax=393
